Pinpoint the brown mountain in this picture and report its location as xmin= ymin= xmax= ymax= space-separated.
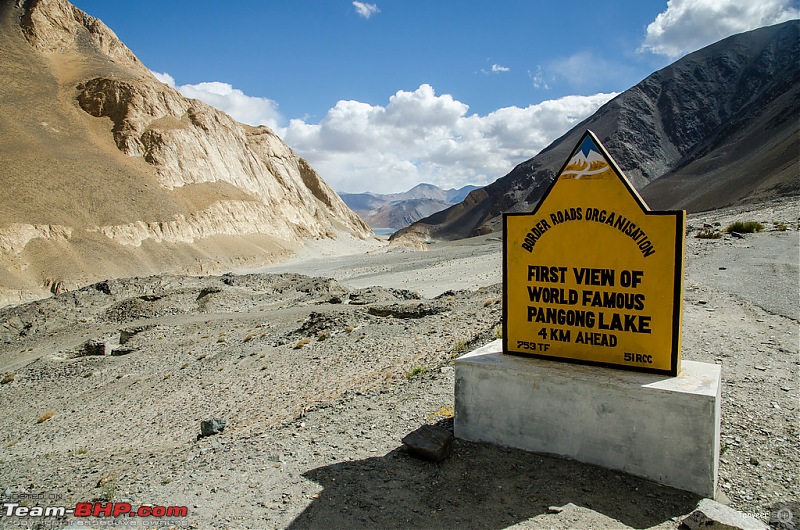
xmin=0 ymin=0 xmax=371 ymax=305
xmin=393 ymin=21 xmax=799 ymax=242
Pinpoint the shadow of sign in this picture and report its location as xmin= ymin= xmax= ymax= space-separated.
xmin=288 ymin=436 xmax=699 ymax=529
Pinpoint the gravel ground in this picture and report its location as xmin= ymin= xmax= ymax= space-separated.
xmin=0 ymin=198 xmax=797 ymax=529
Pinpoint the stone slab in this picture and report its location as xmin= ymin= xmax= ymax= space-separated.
xmin=454 ymin=340 xmax=721 ymax=497
xmin=683 ymin=499 xmax=769 ymax=530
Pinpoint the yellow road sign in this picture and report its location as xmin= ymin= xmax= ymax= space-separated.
xmin=503 ymin=130 xmax=685 ymax=375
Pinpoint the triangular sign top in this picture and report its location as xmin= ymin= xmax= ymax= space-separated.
xmin=502 ymin=130 xmax=686 ymax=376
xmin=545 ymin=130 xmax=651 ymax=213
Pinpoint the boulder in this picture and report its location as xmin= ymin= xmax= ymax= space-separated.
xmin=401 ymin=424 xmax=453 ymax=462
xmin=200 ymin=418 xmax=226 ymax=438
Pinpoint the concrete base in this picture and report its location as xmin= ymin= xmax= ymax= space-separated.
xmin=454 ymin=340 xmax=721 ymax=498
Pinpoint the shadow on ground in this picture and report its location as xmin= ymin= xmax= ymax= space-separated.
xmin=288 ymin=437 xmax=699 ymax=529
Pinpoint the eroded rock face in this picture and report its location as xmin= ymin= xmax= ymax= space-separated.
xmin=19 ymin=0 xmax=145 ymax=71
xmin=0 ymin=0 xmax=371 ymax=305
xmin=74 ymin=77 xmax=368 ymax=245
xmin=0 ymin=224 xmax=73 ymax=255
xmin=76 ymin=78 xmax=190 ymax=159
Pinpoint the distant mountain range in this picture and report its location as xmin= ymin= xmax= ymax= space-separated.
xmin=394 ymin=20 xmax=799 ymax=241
xmin=339 ymin=184 xmax=480 ymax=231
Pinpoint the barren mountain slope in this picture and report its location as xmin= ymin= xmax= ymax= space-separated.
xmin=394 ymin=21 xmax=799 ymax=242
xmin=0 ymin=0 xmax=371 ymax=306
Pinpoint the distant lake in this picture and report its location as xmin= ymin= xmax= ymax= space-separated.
xmin=373 ymin=228 xmax=396 ymax=236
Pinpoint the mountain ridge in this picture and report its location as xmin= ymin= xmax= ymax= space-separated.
xmin=339 ymin=184 xmax=480 ymax=230
xmin=393 ymin=21 xmax=800 ymax=241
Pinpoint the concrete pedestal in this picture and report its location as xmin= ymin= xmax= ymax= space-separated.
xmin=454 ymin=340 xmax=721 ymax=498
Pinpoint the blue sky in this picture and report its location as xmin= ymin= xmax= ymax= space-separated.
xmin=71 ymin=0 xmax=798 ymax=194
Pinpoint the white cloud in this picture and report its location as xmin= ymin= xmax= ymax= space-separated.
xmin=353 ymin=1 xmax=379 ymax=18
xmin=151 ymin=71 xmax=176 ymax=87
xmin=530 ymin=66 xmax=550 ymax=90
xmin=178 ymin=82 xmax=282 ymax=130
xmin=283 ymin=84 xmax=618 ymax=194
xmin=641 ymin=0 xmax=799 ymax=58
xmin=150 ymin=71 xmax=283 ymax=131
xmin=548 ymin=51 xmax=640 ymax=90
xmin=481 ymin=63 xmax=511 ymax=75
xmin=148 ymin=71 xmax=616 ymax=195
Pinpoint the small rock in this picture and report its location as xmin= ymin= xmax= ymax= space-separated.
xmin=401 ymin=424 xmax=453 ymax=462
xmin=110 ymin=347 xmax=136 ymax=356
xmin=682 ymin=498 xmax=768 ymax=530
xmin=82 ymin=339 xmax=112 ymax=356
xmin=749 ymin=456 xmax=759 ymax=465
xmin=199 ymin=418 xmax=226 ymax=438
xmin=93 ymin=280 xmax=112 ymax=295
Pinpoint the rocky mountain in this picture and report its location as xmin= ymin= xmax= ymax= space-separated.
xmin=0 ymin=0 xmax=371 ymax=305
xmin=393 ymin=21 xmax=799 ymax=241
xmin=340 ymin=184 xmax=480 ymax=231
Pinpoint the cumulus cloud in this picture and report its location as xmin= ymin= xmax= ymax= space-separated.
xmin=150 ymin=71 xmax=282 ymax=130
xmin=178 ymin=82 xmax=282 ymax=130
xmin=353 ymin=1 xmax=379 ymax=18
xmin=283 ymin=84 xmax=617 ymax=194
xmin=151 ymin=71 xmax=176 ymax=87
xmin=148 ymin=71 xmax=615 ymax=195
xmin=641 ymin=0 xmax=799 ymax=58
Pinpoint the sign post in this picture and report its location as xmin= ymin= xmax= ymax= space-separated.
xmin=503 ymin=130 xmax=685 ymax=376
xmin=456 ymin=133 xmax=719 ymax=497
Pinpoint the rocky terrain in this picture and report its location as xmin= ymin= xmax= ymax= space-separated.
xmin=0 ymin=0 xmax=371 ymax=307
xmin=395 ymin=21 xmax=799 ymax=242
xmin=0 ymin=198 xmax=796 ymax=529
